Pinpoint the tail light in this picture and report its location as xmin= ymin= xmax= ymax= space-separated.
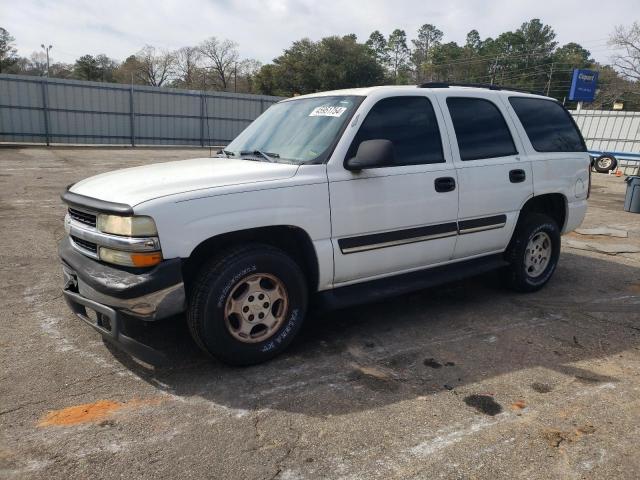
xmin=587 ymin=160 xmax=592 ymax=199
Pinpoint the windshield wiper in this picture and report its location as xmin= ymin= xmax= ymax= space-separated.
xmin=217 ymin=149 xmax=235 ymax=158
xmin=240 ymin=150 xmax=279 ymax=162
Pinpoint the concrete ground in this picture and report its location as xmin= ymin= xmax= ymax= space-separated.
xmin=1 ymin=147 xmax=639 ymax=480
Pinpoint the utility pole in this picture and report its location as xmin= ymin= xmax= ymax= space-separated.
xmin=234 ymin=62 xmax=237 ymax=93
xmin=40 ymin=44 xmax=53 ymax=77
xmin=545 ymin=62 xmax=555 ymax=96
xmin=490 ymin=55 xmax=499 ymax=85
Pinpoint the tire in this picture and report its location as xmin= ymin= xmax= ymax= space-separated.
xmin=594 ymin=155 xmax=617 ymax=173
xmin=187 ymin=244 xmax=308 ymax=366
xmin=503 ymin=213 xmax=561 ymax=293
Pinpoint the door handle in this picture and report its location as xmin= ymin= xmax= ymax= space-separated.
xmin=434 ymin=177 xmax=456 ymax=193
xmin=509 ymin=169 xmax=526 ymax=183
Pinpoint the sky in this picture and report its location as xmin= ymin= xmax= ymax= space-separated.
xmin=3 ymin=0 xmax=637 ymax=66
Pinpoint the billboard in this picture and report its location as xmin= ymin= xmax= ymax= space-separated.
xmin=568 ymin=69 xmax=598 ymax=102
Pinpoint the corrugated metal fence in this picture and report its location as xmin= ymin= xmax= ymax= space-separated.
xmin=570 ymin=109 xmax=640 ymax=175
xmin=0 ymin=74 xmax=283 ymax=146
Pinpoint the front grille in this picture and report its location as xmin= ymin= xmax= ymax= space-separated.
xmin=68 ymin=207 xmax=97 ymax=228
xmin=71 ymin=235 xmax=98 ymax=254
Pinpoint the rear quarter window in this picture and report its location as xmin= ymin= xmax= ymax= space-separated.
xmin=509 ymin=97 xmax=586 ymax=152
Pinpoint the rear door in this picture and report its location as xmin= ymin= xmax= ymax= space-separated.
xmin=505 ymin=96 xmax=590 ymax=232
xmin=437 ymin=93 xmax=533 ymax=259
xmin=327 ymin=93 xmax=458 ymax=285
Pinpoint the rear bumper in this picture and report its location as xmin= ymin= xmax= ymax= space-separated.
xmin=563 ymin=199 xmax=588 ymax=234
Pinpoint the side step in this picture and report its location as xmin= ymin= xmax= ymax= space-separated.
xmin=314 ymin=254 xmax=508 ymax=311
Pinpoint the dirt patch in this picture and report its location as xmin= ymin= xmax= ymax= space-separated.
xmin=463 ymin=394 xmax=502 ymax=416
xmin=543 ymin=428 xmax=570 ymax=448
xmin=542 ymin=425 xmax=596 ymax=448
xmin=349 ymin=364 xmax=400 ymax=392
xmin=38 ymin=400 xmax=124 ymax=426
xmin=37 ymin=397 xmax=163 ymax=427
xmin=510 ymin=400 xmax=526 ymax=410
xmin=531 ymin=382 xmax=553 ymax=393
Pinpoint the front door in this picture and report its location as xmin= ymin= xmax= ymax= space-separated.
xmin=327 ymin=94 xmax=459 ymax=285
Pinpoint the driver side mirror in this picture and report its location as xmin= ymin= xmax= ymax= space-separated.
xmin=344 ymin=139 xmax=395 ymax=171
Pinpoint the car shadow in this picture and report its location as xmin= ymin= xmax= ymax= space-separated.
xmin=105 ymin=251 xmax=640 ymax=416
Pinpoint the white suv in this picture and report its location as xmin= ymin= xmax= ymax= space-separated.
xmin=59 ymin=84 xmax=590 ymax=365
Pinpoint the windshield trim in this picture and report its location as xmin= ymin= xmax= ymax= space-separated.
xmin=300 ymin=95 xmax=366 ymax=165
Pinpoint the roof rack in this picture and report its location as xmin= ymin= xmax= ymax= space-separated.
xmin=418 ymin=82 xmax=544 ymax=95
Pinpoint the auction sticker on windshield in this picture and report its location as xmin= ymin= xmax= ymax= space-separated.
xmin=309 ymin=105 xmax=347 ymax=117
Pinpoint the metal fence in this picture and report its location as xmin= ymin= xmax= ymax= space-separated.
xmin=570 ymin=109 xmax=640 ymax=175
xmin=0 ymin=74 xmax=283 ymax=146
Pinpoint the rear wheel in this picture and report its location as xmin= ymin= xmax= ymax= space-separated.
xmin=187 ymin=244 xmax=307 ymax=365
xmin=503 ymin=213 xmax=560 ymax=292
xmin=594 ymin=155 xmax=617 ymax=173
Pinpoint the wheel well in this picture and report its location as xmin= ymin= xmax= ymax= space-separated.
xmin=182 ymin=226 xmax=319 ymax=293
xmin=519 ymin=194 xmax=567 ymax=230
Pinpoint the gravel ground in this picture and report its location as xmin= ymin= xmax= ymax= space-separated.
xmin=1 ymin=147 xmax=639 ymax=480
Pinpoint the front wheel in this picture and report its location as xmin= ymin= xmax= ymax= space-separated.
xmin=187 ymin=244 xmax=308 ymax=365
xmin=503 ymin=213 xmax=561 ymax=293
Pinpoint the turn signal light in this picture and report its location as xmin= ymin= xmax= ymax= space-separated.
xmin=99 ymin=247 xmax=162 ymax=267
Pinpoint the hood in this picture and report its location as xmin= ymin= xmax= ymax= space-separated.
xmin=69 ymin=157 xmax=299 ymax=206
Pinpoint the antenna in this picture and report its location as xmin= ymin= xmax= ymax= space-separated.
xmin=202 ymin=72 xmax=213 ymax=157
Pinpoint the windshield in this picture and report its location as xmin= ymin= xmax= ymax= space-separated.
xmin=224 ymin=95 xmax=362 ymax=164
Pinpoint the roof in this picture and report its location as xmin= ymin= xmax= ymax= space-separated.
xmin=284 ymin=85 xmax=551 ymax=101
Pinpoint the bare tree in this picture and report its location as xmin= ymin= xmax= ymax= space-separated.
xmin=29 ymin=51 xmax=48 ymax=76
xmin=134 ymin=45 xmax=176 ymax=86
xmin=610 ymin=22 xmax=640 ymax=82
xmin=174 ymin=46 xmax=202 ymax=89
xmin=236 ymin=58 xmax=262 ymax=93
xmin=199 ymin=37 xmax=239 ymax=90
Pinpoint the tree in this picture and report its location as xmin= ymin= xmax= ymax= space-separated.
xmin=411 ymin=24 xmax=443 ymax=81
xmin=133 ymin=45 xmax=176 ymax=86
xmin=95 ymin=54 xmax=118 ymax=82
xmin=235 ymin=58 xmax=262 ymax=93
xmin=199 ymin=37 xmax=239 ymax=90
xmin=173 ymin=46 xmax=202 ymax=89
xmin=465 ymin=30 xmax=482 ymax=51
xmin=114 ymin=55 xmax=146 ymax=84
xmin=316 ymin=35 xmax=385 ymax=90
xmin=387 ymin=29 xmax=410 ymax=83
xmin=549 ymin=43 xmax=594 ymax=100
xmin=0 ymin=27 xmax=18 ymax=73
xmin=73 ymin=55 xmax=100 ymax=81
xmin=270 ymin=38 xmax=321 ymax=94
xmin=29 ymin=52 xmax=48 ymax=76
xmin=610 ymin=22 xmax=640 ymax=82
xmin=366 ymin=30 xmax=389 ymax=66
xmin=431 ymin=42 xmax=465 ymax=81
xmin=255 ymin=35 xmax=384 ymax=96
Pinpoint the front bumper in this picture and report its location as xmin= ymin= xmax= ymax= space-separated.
xmin=59 ymin=237 xmax=186 ymax=363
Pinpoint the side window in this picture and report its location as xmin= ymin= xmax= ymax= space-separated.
xmin=509 ymin=97 xmax=586 ymax=152
xmin=347 ymin=96 xmax=444 ymax=166
xmin=446 ymin=97 xmax=518 ymax=161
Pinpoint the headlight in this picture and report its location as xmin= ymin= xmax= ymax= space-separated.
xmin=97 ymin=214 xmax=158 ymax=237
xmin=99 ymin=247 xmax=163 ymax=267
